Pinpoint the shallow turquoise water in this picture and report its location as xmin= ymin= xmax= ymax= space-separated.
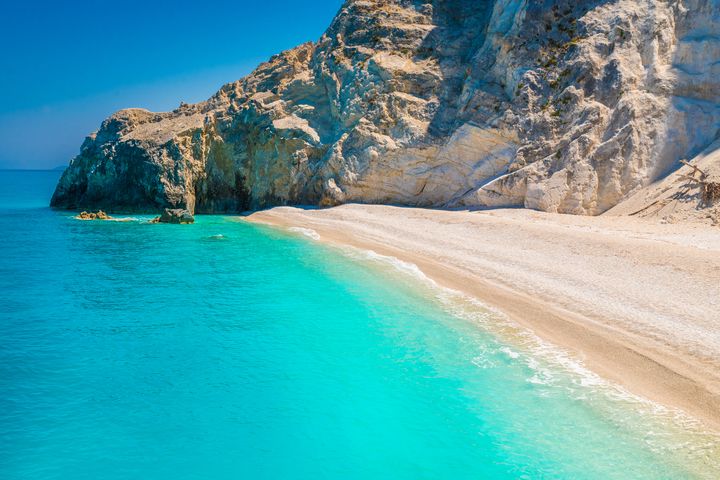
xmin=1 ymin=170 xmax=718 ymax=479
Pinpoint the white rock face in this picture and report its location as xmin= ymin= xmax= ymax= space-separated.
xmin=608 ymin=138 xmax=720 ymax=223
xmin=52 ymin=0 xmax=720 ymax=215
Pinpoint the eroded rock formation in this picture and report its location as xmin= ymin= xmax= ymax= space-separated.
xmin=51 ymin=0 xmax=720 ymax=215
xmin=75 ymin=210 xmax=112 ymax=221
xmin=151 ymin=208 xmax=195 ymax=224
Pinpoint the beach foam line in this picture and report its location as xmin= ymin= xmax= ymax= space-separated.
xmin=335 ymin=242 xmax=720 ymax=450
xmin=344 ymin=247 xmax=435 ymax=285
xmin=244 ymin=206 xmax=720 ymax=474
xmin=288 ymin=227 xmax=321 ymax=240
xmin=244 ymin=209 xmax=720 ymax=474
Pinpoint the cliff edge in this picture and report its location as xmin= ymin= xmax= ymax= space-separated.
xmin=51 ymin=0 xmax=720 ymax=215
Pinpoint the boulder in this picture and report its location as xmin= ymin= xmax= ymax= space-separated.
xmin=75 ymin=210 xmax=112 ymax=221
xmin=154 ymin=208 xmax=195 ymax=224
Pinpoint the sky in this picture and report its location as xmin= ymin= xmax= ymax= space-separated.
xmin=0 ymin=0 xmax=343 ymax=169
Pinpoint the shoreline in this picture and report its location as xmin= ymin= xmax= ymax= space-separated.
xmin=244 ymin=205 xmax=720 ymax=432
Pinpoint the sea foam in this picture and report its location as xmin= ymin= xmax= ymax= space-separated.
xmin=335 ymin=242 xmax=720 ymax=473
xmin=288 ymin=227 xmax=321 ymax=240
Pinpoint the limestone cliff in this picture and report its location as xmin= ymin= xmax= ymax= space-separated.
xmin=51 ymin=0 xmax=720 ymax=215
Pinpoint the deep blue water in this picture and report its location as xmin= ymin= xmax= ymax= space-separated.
xmin=1 ymin=170 xmax=718 ymax=479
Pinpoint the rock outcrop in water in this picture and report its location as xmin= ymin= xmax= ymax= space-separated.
xmin=75 ymin=210 xmax=113 ymax=221
xmin=51 ymin=0 xmax=720 ymax=215
xmin=151 ymin=208 xmax=195 ymax=224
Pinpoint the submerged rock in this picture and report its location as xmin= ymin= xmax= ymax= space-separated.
xmin=151 ymin=208 xmax=195 ymax=224
xmin=51 ymin=0 xmax=720 ymax=216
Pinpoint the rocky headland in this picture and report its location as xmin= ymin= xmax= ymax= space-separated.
xmin=51 ymin=0 xmax=720 ymax=218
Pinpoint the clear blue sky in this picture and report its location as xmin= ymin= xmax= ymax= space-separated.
xmin=0 ymin=0 xmax=343 ymax=169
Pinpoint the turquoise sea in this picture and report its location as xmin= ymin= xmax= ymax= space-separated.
xmin=1 ymin=170 xmax=719 ymax=479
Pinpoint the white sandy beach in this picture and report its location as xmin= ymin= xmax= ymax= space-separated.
xmin=246 ymin=205 xmax=720 ymax=430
